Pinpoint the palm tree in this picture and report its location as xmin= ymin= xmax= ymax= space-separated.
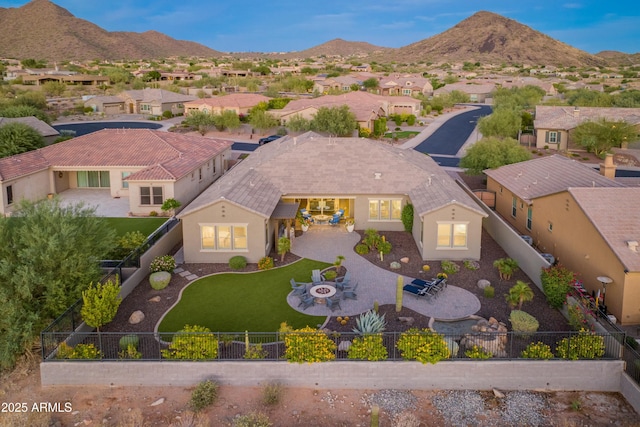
xmin=506 ymin=280 xmax=534 ymax=310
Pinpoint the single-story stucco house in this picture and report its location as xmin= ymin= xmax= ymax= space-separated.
xmin=178 ymin=132 xmax=487 ymax=264
xmin=0 ymin=129 xmax=232 ymax=217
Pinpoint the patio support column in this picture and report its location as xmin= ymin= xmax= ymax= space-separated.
xmin=49 ymin=170 xmax=57 ymax=195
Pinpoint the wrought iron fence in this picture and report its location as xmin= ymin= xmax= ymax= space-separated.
xmin=41 ymin=218 xmax=179 ymax=345
xmin=42 ymin=330 xmax=623 ymax=363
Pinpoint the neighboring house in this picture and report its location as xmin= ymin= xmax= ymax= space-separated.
xmin=433 ymin=82 xmax=496 ymax=103
xmin=178 ymin=132 xmax=487 ymax=264
xmin=183 ymin=93 xmax=270 ymax=116
xmin=0 ymin=129 xmax=232 ymax=217
xmin=21 ymin=74 xmax=110 ymax=86
xmin=0 ymin=116 xmax=59 ymax=145
xmin=534 ymin=106 xmax=640 ymax=151
xmin=273 ymin=91 xmax=421 ymax=130
xmin=376 ymin=75 xmax=434 ymax=97
xmin=85 ymin=89 xmax=196 ymax=116
xmin=484 ymin=155 xmax=640 ymax=324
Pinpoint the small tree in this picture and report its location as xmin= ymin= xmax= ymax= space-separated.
xmin=459 ymin=137 xmax=531 ymax=175
xmin=401 ymin=203 xmax=414 ymax=232
xmin=310 ymin=105 xmax=357 ymax=137
xmin=161 ymin=198 xmax=181 ymax=216
xmin=81 ymin=278 xmax=122 ymax=333
xmin=0 ymin=122 xmax=46 ymax=158
xmin=572 ymin=118 xmax=637 ymax=156
xmin=277 ymin=237 xmax=291 ymax=262
xmin=505 ymin=280 xmax=534 ymax=310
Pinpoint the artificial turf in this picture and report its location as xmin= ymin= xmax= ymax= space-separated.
xmin=104 ymin=217 xmax=169 ymax=237
xmin=158 ymin=258 xmax=331 ymax=334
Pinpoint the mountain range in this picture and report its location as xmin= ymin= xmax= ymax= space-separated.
xmin=0 ymin=0 xmax=634 ymax=67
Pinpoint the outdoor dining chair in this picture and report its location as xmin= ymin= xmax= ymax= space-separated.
xmin=326 ymin=295 xmax=342 ymax=312
xmin=335 ymin=271 xmax=351 ymax=290
xmin=342 ymin=283 xmax=358 ymax=300
xmin=297 ymin=293 xmax=315 ymax=310
xmin=290 ymin=278 xmax=307 ymax=296
xmin=311 ymin=269 xmax=323 ymax=285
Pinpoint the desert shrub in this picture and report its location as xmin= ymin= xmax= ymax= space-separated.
xmin=57 ymin=343 xmax=101 ymax=359
xmin=258 ymin=256 xmax=274 ymax=270
xmin=119 ymin=334 xmax=139 ymax=350
xmin=509 ymin=310 xmax=539 ymax=335
xmin=162 ymin=110 xmax=173 ymax=119
xmin=119 ymin=343 xmax=142 ymax=359
xmin=262 ymin=382 xmax=283 ymax=406
xmin=406 ymin=114 xmax=416 ymax=126
xmin=189 ymin=379 xmax=219 ymax=412
xmin=283 ymin=326 xmax=336 ymax=363
xmin=347 ymin=334 xmax=388 ymax=361
xmin=401 ymin=203 xmax=414 ymax=232
xmin=520 ymin=341 xmax=554 ymax=360
xmin=567 ymin=302 xmax=592 ymax=331
xmin=363 ymin=228 xmax=381 ymax=250
xmin=463 ymin=259 xmax=480 ymax=270
xmin=229 ymin=255 xmax=248 ymax=270
xmin=440 ymin=260 xmax=460 ymax=276
xmin=556 ymin=329 xmax=605 ymax=360
xmin=149 ymin=271 xmax=171 ymax=290
xmin=161 ymin=325 xmax=218 ymax=360
xmin=149 ymin=255 xmax=176 ymax=273
xmin=483 ymin=285 xmax=495 ymax=298
xmin=396 ymin=328 xmax=450 ymax=364
xmin=149 ymin=210 xmax=158 ymax=217
xmin=323 ymin=270 xmax=337 ymax=281
xmin=243 ymin=344 xmax=268 ymax=360
xmin=493 ymin=257 xmax=519 ymax=280
xmin=231 ymin=412 xmax=272 ymax=427
xmin=541 ymin=265 xmax=574 ymax=308
xmin=112 ymin=230 xmax=146 ymax=259
xmin=465 ymin=345 xmax=493 ymax=359
xmin=354 ymin=242 xmax=369 ymax=255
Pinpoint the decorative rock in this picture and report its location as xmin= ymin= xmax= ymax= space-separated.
xmin=398 ymin=317 xmax=415 ymax=326
xmin=338 ymin=341 xmax=352 ymax=352
xmin=493 ymin=388 xmax=505 ymax=398
xmin=400 ymin=257 xmax=409 ymax=263
xmin=150 ymin=398 xmax=165 ymax=407
xmin=148 ymin=296 xmax=161 ymax=303
xmin=477 ymin=279 xmax=491 ymax=290
xmin=390 ymin=261 xmax=401 ymax=269
xmin=149 ymin=271 xmax=171 ymax=290
xmin=128 ymin=310 xmax=145 ymax=324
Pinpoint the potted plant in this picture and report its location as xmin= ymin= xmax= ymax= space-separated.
xmin=345 ymin=218 xmax=355 ymax=233
xmin=301 ymin=218 xmax=311 ymax=232
xmin=493 ymin=257 xmax=519 ymax=280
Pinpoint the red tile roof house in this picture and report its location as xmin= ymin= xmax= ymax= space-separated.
xmin=533 ymin=105 xmax=640 ymax=151
xmin=484 ymin=154 xmax=640 ymax=324
xmin=178 ymin=132 xmax=487 ymax=264
xmin=0 ymin=129 xmax=232 ymax=217
xmin=183 ymin=94 xmax=271 ymax=117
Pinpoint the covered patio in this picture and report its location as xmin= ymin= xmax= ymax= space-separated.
xmin=56 ymin=188 xmax=131 ymax=217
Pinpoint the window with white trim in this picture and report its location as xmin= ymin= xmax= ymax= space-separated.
xmin=526 ymin=207 xmax=533 ymax=230
xmin=545 ymin=131 xmax=561 ymax=144
xmin=512 ymin=197 xmax=517 ymax=217
xmin=437 ymin=222 xmax=468 ymax=249
xmin=201 ymin=224 xmax=248 ymax=250
xmin=121 ymin=172 xmax=131 ymax=189
xmin=140 ymin=186 xmax=163 ymax=205
xmin=6 ymin=185 xmax=13 ymax=205
xmin=368 ymin=199 xmax=402 ymax=220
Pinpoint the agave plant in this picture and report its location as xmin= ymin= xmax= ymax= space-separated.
xmin=353 ymin=310 xmax=387 ymax=335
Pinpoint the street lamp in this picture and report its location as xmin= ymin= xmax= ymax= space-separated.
xmin=597 ymin=276 xmax=613 ymax=313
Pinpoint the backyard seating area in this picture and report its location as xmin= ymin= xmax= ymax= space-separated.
xmin=288 ymin=268 xmax=358 ymax=311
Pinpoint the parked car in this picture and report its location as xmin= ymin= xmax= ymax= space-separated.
xmin=258 ymin=135 xmax=282 ymax=145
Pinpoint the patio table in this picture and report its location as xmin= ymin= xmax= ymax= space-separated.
xmin=309 ymin=283 xmax=336 ymax=304
xmin=313 ymin=214 xmax=331 ymax=224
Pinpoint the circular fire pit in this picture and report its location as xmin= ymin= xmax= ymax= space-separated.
xmin=309 ymin=284 xmax=337 ymax=303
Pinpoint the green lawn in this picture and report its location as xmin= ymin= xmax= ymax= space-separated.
xmin=158 ymin=258 xmax=330 ymax=334
xmin=383 ymin=131 xmax=420 ymax=139
xmin=104 ymin=217 xmax=169 ymax=237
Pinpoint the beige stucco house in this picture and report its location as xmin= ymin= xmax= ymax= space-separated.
xmin=178 ymin=132 xmax=487 ymax=264
xmin=533 ymin=106 xmax=640 ymax=151
xmin=484 ymin=155 xmax=640 ymax=325
xmin=183 ymin=94 xmax=270 ymax=117
xmin=0 ymin=129 xmax=232 ymax=217
xmin=85 ymin=89 xmax=196 ymax=116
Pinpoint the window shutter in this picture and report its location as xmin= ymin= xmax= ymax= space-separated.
xmin=545 ymin=131 xmax=549 ymax=143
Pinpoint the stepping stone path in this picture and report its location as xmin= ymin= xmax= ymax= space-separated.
xmin=175 ymin=267 xmax=199 ymax=281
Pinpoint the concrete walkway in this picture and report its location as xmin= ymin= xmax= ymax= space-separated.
xmin=288 ymin=225 xmax=480 ymax=321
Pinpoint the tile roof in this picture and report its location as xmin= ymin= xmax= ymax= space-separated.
xmin=534 ymin=106 xmax=640 ymax=130
xmin=0 ymin=116 xmax=59 ymax=137
xmin=184 ymin=93 xmax=270 ymax=109
xmin=569 ymin=187 xmax=640 ymax=271
xmin=121 ymin=88 xmax=196 ymax=104
xmin=484 ymin=155 xmax=625 ymax=203
xmin=0 ymin=129 xmax=232 ymax=182
xmin=179 ymin=132 xmax=486 ymax=219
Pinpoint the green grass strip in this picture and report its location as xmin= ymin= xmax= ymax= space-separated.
xmin=158 ymin=258 xmax=330 ymax=334
xmin=104 ymin=217 xmax=169 ymax=237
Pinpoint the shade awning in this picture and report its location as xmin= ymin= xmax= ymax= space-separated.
xmin=270 ymin=201 xmax=299 ymax=220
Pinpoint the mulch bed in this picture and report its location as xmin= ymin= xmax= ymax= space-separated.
xmin=104 ymin=229 xmax=570 ymax=337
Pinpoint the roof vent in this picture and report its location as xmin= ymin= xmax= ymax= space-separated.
xmin=627 ymin=241 xmax=639 ymax=252
xmin=374 ymin=172 xmax=382 ymax=180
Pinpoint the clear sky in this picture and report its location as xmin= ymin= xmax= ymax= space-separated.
xmin=7 ymin=0 xmax=640 ymax=54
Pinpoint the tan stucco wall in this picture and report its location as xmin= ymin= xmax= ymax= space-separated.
xmin=420 ymin=204 xmax=484 ymax=261
xmin=488 ymin=176 xmax=638 ymax=324
xmin=1 ymin=169 xmax=51 ymax=215
xmin=535 ymin=128 xmax=568 ymax=150
xmin=181 ymin=201 xmax=267 ymax=264
xmin=351 ymin=194 xmax=407 ymax=233
xmin=127 ymin=181 xmax=175 ymax=216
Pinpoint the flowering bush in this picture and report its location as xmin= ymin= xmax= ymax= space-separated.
xmin=436 ymin=272 xmax=448 ymax=279
xmin=161 ymin=325 xmax=218 ymax=360
xmin=567 ymin=302 xmax=593 ymax=331
xmin=465 ymin=345 xmax=493 ymax=359
xmin=440 ymin=260 xmax=460 ymax=276
xmin=463 ymin=259 xmax=480 ymax=271
xmin=556 ymin=329 xmax=605 ymax=360
xmin=257 ymin=256 xmax=274 ymax=270
xmin=149 ymin=255 xmax=176 ymax=273
xmin=396 ymin=328 xmax=450 ymax=364
xmin=347 ymin=334 xmax=388 ymax=361
xmin=284 ymin=326 xmax=336 ymax=363
xmin=521 ymin=341 xmax=554 ymax=360
xmin=541 ymin=264 xmax=574 ymax=308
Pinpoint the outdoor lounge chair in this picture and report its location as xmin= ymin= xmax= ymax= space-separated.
xmin=297 ymin=293 xmax=315 ymax=310
xmin=342 ymin=282 xmax=358 ymax=300
xmin=328 ymin=214 xmax=341 ymax=225
xmin=403 ymin=283 xmax=435 ymax=301
xmin=300 ymin=208 xmax=313 ymax=221
xmin=290 ymin=278 xmax=307 ymax=296
xmin=311 ymin=269 xmax=324 ymax=285
xmin=335 ymin=271 xmax=351 ymax=290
